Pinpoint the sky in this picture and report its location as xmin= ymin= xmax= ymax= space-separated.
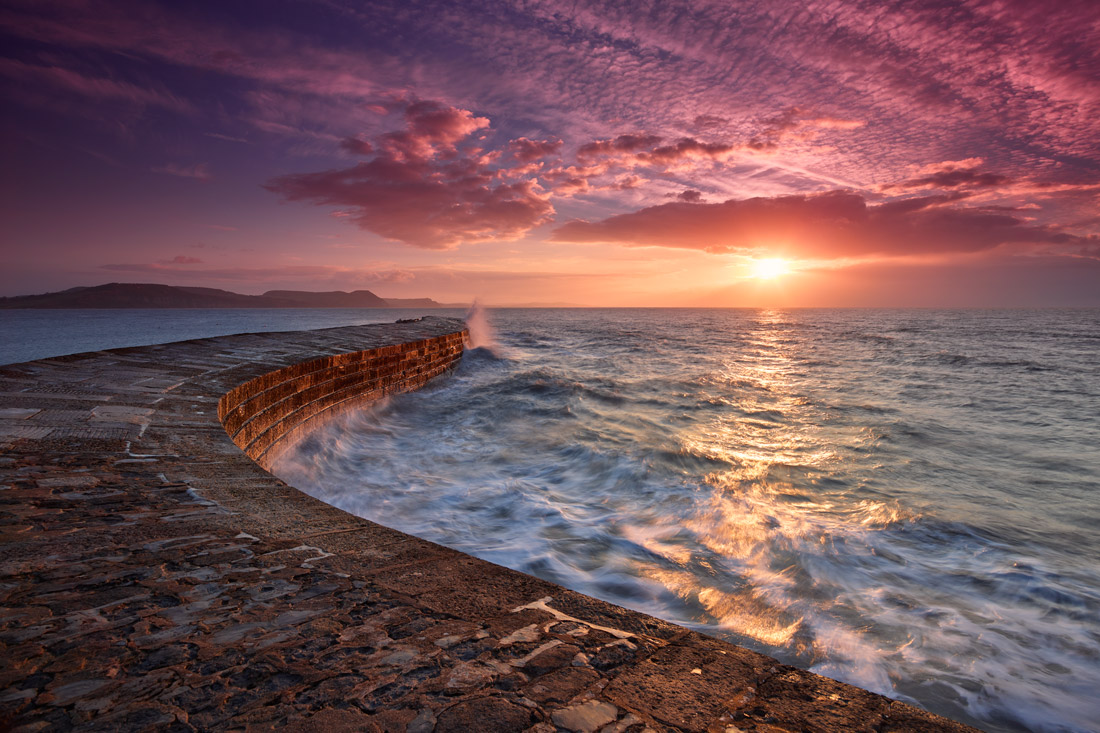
xmin=1 ymin=0 xmax=1099 ymax=306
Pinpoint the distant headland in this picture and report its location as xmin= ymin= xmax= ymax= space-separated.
xmin=0 ymin=283 xmax=467 ymax=309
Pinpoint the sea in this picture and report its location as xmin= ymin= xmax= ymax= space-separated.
xmin=4 ymin=308 xmax=1099 ymax=732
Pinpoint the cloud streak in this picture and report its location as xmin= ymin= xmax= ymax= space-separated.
xmin=152 ymin=163 xmax=211 ymax=181
xmin=100 ymin=262 xmax=416 ymax=285
xmin=0 ymin=58 xmax=193 ymax=113
xmin=553 ymin=190 xmax=1093 ymax=259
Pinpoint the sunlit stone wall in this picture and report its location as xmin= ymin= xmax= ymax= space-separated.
xmin=218 ymin=330 xmax=467 ymax=468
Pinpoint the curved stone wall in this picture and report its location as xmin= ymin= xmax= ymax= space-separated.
xmin=218 ymin=330 xmax=466 ymax=468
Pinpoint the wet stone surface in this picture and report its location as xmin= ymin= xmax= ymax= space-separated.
xmin=0 ymin=319 xmax=980 ymax=732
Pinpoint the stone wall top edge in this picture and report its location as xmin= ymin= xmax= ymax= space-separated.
xmin=1 ymin=315 xmax=467 ymax=372
xmin=217 ymin=327 xmax=466 ymax=421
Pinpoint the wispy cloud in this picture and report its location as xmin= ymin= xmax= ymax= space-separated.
xmin=152 ymin=163 xmax=211 ymax=181
xmin=205 ymin=132 xmax=249 ymax=144
xmin=0 ymin=58 xmax=193 ymax=113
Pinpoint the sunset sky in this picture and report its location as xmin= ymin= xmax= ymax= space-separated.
xmin=2 ymin=0 xmax=1098 ymax=306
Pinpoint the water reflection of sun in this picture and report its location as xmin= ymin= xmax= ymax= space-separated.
xmin=636 ymin=309 xmax=910 ymax=678
xmin=646 ymin=310 xmax=828 ymax=652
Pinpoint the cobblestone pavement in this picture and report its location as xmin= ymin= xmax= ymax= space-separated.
xmin=0 ymin=318 xmax=979 ymax=732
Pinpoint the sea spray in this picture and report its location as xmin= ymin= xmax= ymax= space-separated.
xmin=465 ymin=300 xmax=498 ymax=352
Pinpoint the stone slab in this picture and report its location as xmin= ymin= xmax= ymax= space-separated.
xmin=0 ymin=408 xmax=40 ymax=419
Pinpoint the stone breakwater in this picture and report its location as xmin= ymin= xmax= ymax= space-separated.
xmin=0 ymin=318 xmax=979 ymax=732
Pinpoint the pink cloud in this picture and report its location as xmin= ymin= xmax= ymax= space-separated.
xmin=692 ymin=114 xmax=730 ymax=129
xmin=611 ymin=175 xmax=645 ymax=190
xmin=879 ymin=159 xmax=1100 ymax=210
xmin=577 ymin=133 xmax=665 ymax=160
xmin=636 ymin=138 xmax=735 ymax=167
xmin=266 ymin=101 xmax=553 ymax=248
xmin=541 ymin=135 xmax=736 ymax=194
xmin=674 ymin=190 xmax=703 ymax=202
xmin=162 ymin=255 xmax=202 ymax=264
xmin=747 ymin=107 xmax=866 ymax=151
xmin=884 ymin=158 xmax=1010 ymax=192
xmin=576 ymin=134 xmax=739 ymax=169
xmin=810 ymin=117 xmax=866 ymax=130
xmin=377 ymin=100 xmax=490 ymax=160
xmin=552 ymin=190 xmax=1093 ymax=259
xmin=509 ymin=136 xmax=563 ymax=162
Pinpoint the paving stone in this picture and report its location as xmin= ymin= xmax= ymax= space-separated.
xmin=551 ymin=699 xmax=619 ymax=732
xmin=524 ymin=666 xmax=600 ymax=705
xmin=90 ymin=406 xmax=155 ymax=423
xmin=523 ymin=642 xmax=582 ymax=677
xmin=435 ymin=696 xmax=534 ymax=733
xmin=0 ymin=408 xmax=41 ymax=419
xmin=0 ymin=426 xmax=53 ymax=439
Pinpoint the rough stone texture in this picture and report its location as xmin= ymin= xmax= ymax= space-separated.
xmin=551 ymin=699 xmax=618 ymax=732
xmin=0 ymin=317 xmax=981 ymax=732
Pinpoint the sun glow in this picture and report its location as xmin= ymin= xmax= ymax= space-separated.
xmin=751 ymin=258 xmax=790 ymax=279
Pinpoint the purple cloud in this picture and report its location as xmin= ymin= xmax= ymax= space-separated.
xmin=266 ymin=101 xmax=554 ymax=248
xmin=509 ymin=137 xmax=563 ymax=162
xmin=553 ymin=189 xmax=1093 ymax=258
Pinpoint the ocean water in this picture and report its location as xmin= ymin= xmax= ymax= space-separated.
xmin=0 ymin=307 xmax=466 ymax=366
xmin=270 ymin=308 xmax=1100 ymax=733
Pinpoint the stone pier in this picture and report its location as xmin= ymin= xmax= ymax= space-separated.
xmin=0 ymin=317 xmax=979 ymax=732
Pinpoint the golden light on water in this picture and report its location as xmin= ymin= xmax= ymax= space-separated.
xmin=649 ymin=310 xmax=814 ymax=650
xmin=626 ymin=310 xmax=915 ymax=669
xmin=645 ymin=566 xmax=806 ymax=648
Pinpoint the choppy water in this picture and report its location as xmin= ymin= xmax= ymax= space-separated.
xmin=273 ymin=308 xmax=1100 ymax=733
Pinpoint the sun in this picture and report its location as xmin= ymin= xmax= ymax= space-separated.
xmin=750 ymin=258 xmax=790 ymax=279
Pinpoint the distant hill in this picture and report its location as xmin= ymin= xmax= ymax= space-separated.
xmin=383 ymin=297 xmax=449 ymax=308
xmin=0 ymin=283 xmax=459 ymax=309
xmin=262 ymin=289 xmax=388 ymax=307
xmin=0 ymin=284 xmax=297 ymax=309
